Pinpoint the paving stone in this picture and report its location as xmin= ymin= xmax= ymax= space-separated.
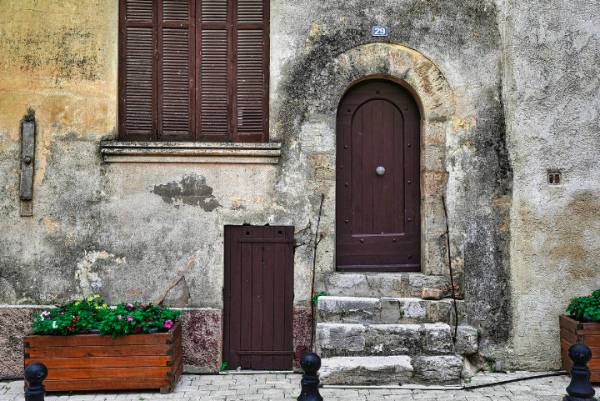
xmin=3 ymin=371 xmax=593 ymax=400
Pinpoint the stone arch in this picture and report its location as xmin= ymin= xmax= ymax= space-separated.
xmin=322 ymin=43 xmax=457 ymax=276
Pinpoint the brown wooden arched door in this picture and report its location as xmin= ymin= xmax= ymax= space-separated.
xmin=336 ymin=80 xmax=421 ymax=272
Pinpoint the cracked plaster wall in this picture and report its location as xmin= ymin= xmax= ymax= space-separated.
xmin=0 ymin=0 xmax=597 ymax=372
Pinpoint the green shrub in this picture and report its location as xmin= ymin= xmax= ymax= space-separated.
xmin=566 ymin=289 xmax=600 ymax=321
xmin=32 ymin=295 xmax=180 ymax=337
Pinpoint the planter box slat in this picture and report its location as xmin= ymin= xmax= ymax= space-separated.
xmin=43 ymin=378 xmax=173 ymax=392
xmin=581 ymin=336 xmax=600 ymax=347
xmin=25 ymin=344 xmax=172 ymax=358
xmin=561 ymin=338 xmax=600 ymax=355
xmin=46 ymin=367 xmax=172 ymax=380
xmin=171 ymin=348 xmax=183 ymax=370
xmin=24 ymin=322 xmax=182 ymax=393
xmin=560 ymin=315 xmax=600 ymax=382
xmin=560 ymin=315 xmax=579 ymax=333
xmin=25 ymin=355 xmax=172 ymax=368
xmin=560 ymin=327 xmax=578 ymax=343
xmin=25 ymin=331 xmax=173 ymax=347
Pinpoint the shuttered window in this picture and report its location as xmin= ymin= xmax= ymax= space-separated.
xmin=119 ymin=0 xmax=269 ymax=142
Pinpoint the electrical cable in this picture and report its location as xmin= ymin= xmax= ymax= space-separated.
xmin=459 ymin=371 xmax=568 ymax=390
xmin=441 ymin=195 xmax=459 ymax=344
xmin=0 ymin=376 xmax=24 ymax=382
xmin=309 ymin=194 xmax=325 ymax=352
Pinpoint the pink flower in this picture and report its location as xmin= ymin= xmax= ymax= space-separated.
xmin=41 ymin=311 xmax=50 ymax=317
xmin=127 ymin=315 xmax=134 ymax=321
xmin=117 ymin=315 xmax=123 ymax=320
xmin=164 ymin=320 xmax=173 ymax=329
xmin=126 ymin=303 xmax=134 ymax=308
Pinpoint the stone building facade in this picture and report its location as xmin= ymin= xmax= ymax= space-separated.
xmin=1 ymin=0 xmax=599 ymax=383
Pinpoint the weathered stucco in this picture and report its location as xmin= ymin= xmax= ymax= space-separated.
xmin=500 ymin=0 xmax=600 ymax=369
xmin=0 ymin=0 xmax=598 ymax=375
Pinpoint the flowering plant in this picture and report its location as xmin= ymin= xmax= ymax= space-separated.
xmin=32 ymin=295 xmax=181 ymax=337
xmin=566 ymin=289 xmax=600 ymax=322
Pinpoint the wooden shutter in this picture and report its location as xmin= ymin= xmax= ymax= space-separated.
xmin=120 ymin=0 xmax=269 ymax=142
xmin=120 ymin=0 xmax=157 ymax=141
xmin=198 ymin=0 xmax=231 ymax=141
xmin=159 ymin=0 xmax=195 ymax=141
xmin=233 ymin=0 xmax=269 ymax=142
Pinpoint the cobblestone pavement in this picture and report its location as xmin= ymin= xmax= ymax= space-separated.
xmin=1 ymin=371 xmax=596 ymax=400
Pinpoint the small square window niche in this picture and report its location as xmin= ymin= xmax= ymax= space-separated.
xmin=547 ymin=171 xmax=562 ymax=185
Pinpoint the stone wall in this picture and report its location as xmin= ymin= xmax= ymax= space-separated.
xmin=0 ymin=0 xmax=597 ymax=375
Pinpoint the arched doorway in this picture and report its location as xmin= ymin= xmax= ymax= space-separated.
xmin=336 ymin=79 xmax=421 ymax=272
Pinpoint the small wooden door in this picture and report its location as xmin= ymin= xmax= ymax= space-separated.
xmin=223 ymin=226 xmax=294 ymax=370
xmin=336 ymin=80 xmax=421 ymax=272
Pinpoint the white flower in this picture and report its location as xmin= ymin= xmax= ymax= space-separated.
xmin=52 ymin=321 xmax=57 ymax=329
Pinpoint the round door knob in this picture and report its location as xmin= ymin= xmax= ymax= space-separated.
xmin=376 ymin=166 xmax=385 ymax=176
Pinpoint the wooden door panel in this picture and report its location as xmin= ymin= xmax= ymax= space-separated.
xmin=224 ymin=226 xmax=294 ymax=370
xmin=336 ymin=80 xmax=421 ymax=272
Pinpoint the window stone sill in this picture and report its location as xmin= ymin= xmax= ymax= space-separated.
xmin=100 ymin=141 xmax=281 ymax=164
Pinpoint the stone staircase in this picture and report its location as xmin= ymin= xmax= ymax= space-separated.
xmin=316 ymin=273 xmax=476 ymax=386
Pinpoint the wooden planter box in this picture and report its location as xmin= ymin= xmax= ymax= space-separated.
xmin=560 ymin=315 xmax=600 ymax=382
xmin=24 ymin=321 xmax=182 ymax=393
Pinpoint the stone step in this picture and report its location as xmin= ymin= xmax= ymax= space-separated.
xmin=316 ymin=322 xmax=454 ymax=358
xmin=317 ymin=296 xmax=462 ymax=325
xmin=319 ymin=355 xmax=463 ymax=386
xmin=323 ymin=272 xmax=450 ymax=298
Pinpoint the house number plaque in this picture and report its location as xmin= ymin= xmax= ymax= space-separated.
xmin=372 ymin=26 xmax=389 ymax=37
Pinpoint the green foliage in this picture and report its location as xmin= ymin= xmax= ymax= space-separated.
xmin=220 ymin=362 xmax=228 ymax=372
xmin=485 ymin=357 xmax=496 ymax=372
xmin=566 ymin=289 xmax=600 ymax=321
xmin=311 ymin=291 xmax=330 ymax=305
xmin=399 ymin=310 xmax=405 ymax=319
xmin=31 ymin=295 xmax=180 ymax=337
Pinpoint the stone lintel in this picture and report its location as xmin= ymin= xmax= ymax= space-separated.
xmin=100 ymin=141 xmax=282 ymax=164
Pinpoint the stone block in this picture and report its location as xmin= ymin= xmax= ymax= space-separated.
xmin=378 ymin=298 xmax=405 ymax=323
xmin=365 ymin=323 xmax=454 ymax=356
xmin=378 ymin=298 xmax=455 ymax=324
xmin=455 ymin=325 xmax=479 ymax=356
xmin=408 ymin=274 xmax=450 ymax=295
xmin=324 ymin=274 xmax=372 ymax=297
xmin=325 ymin=273 xmax=451 ymax=299
xmin=426 ymin=300 xmax=454 ymax=323
xmin=423 ymin=171 xmax=449 ymax=197
xmin=319 ymin=356 xmax=413 ymax=385
xmin=318 ymin=296 xmax=380 ymax=324
xmin=422 ymin=288 xmax=443 ymax=300
xmin=316 ymin=323 xmax=365 ymax=355
xmin=411 ymin=355 xmax=463 ymax=385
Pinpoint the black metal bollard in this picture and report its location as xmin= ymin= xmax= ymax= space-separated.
xmin=24 ymin=362 xmax=48 ymax=401
xmin=564 ymin=343 xmax=597 ymax=401
xmin=298 ymin=353 xmax=323 ymax=401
